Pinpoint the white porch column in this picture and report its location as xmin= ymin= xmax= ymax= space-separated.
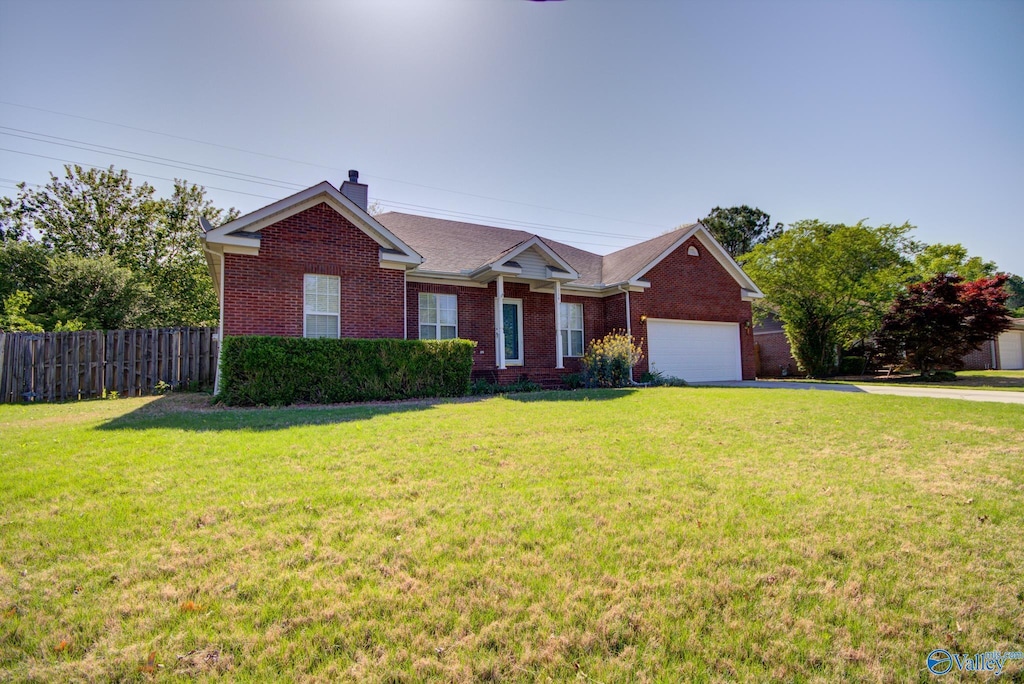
xmin=624 ymin=288 xmax=632 ymax=337
xmin=554 ymin=280 xmax=564 ymax=369
xmin=496 ymin=275 xmax=506 ymax=370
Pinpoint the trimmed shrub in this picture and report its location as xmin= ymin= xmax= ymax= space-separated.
xmin=218 ymin=336 xmax=475 ymax=406
xmin=838 ymin=355 xmax=867 ymax=376
xmin=580 ymin=330 xmax=644 ymax=388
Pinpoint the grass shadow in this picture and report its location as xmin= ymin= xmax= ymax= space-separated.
xmin=503 ymin=388 xmax=638 ymax=402
xmin=96 ymin=388 xmax=638 ymax=432
xmin=96 ymin=392 xmax=478 ymax=432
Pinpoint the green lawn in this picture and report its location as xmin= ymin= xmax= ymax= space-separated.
xmin=1 ymin=389 xmax=1023 ymax=682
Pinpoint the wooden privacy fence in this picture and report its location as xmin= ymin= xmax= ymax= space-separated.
xmin=0 ymin=327 xmax=218 ymax=403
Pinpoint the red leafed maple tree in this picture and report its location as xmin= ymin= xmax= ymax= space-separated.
xmin=875 ymin=274 xmax=1012 ymax=375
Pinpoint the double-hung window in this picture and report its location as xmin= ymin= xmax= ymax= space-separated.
xmin=419 ymin=293 xmax=457 ymax=339
xmin=559 ymin=302 xmax=584 ymax=357
xmin=304 ymin=274 xmax=340 ymax=338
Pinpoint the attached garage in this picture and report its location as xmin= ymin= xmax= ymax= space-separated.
xmin=646 ymin=318 xmax=742 ymax=382
xmin=998 ymin=330 xmax=1024 ymax=370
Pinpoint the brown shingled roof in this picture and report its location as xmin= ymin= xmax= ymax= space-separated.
xmin=376 ymin=212 xmax=696 ymax=288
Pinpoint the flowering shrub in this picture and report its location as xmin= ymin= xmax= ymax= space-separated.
xmin=580 ymin=330 xmax=644 ymax=387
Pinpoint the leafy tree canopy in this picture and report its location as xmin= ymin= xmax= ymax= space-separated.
xmin=875 ymin=274 xmax=1011 ymax=375
xmin=911 ymin=242 xmax=997 ymax=282
xmin=701 ymin=205 xmax=783 ymax=258
xmin=1004 ymin=274 xmax=1024 ymax=316
xmin=740 ymin=220 xmax=916 ymax=377
xmin=0 ymin=165 xmax=237 ymax=330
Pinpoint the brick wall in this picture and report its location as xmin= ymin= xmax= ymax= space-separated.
xmin=961 ymin=340 xmax=996 ymax=370
xmin=627 ymin=236 xmax=756 ymax=380
xmin=407 ymin=281 xmax=602 ymax=375
xmin=223 ymin=202 xmax=404 ymax=338
xmin=223 ymin=212 xmax=756 ymax=382
xmin=754 ymin=331 xmax=802 ymax=377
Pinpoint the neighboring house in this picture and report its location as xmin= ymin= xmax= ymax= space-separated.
xmin=753 ymin=317 xmax=1024 ymax=375
xmin=201 ymin=172 xmax=764 ymax=389
xmin=965 ymin=319 xmax=1024 ymax=370
xmin=752 ymin=315 xmax=803 ymax=377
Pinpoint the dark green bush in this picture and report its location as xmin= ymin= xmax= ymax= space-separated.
xmin=837 ymin=355 xmax=867 ymax=376
xmin=218 ymin=336 xmax=475 ymax=406
xmin=562 ymin=373 xmax=584 ymax=390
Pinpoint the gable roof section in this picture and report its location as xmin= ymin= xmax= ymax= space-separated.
xmin=618 ymin=223 xmax=764 ymax=298
xmin=378 ymin=211 xmax=762 ymax=296
xmin=474 ymin=235 xmax=580 ymax=280
xmin=202 ymin=182 xmax=761 ymax=297
xmin=202 ymin=182 xmax=421 ymax=265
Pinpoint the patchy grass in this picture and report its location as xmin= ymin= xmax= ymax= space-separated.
xmin=1 ymin=389 xmax=1023 ymax=682
xmin=824 ymin=370 xmax=1024 ymax=392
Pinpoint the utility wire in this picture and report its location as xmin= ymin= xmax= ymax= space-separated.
xmin=0 ymin=146 xmax=646 ymax=248
xmin=0 ymin=99 xmax=672 ymax=230
xmin=0 ymin=126 xmax=309 ymax=189
xmin=0 ymin=136 xmax=665 ymax=243
xmin=0 ymin=148 xmax=280 ymax=200
xmin=374 ymin=198 xmax=638 ymax=241
xmin=0 ymin=131 xmax=302 ymax=191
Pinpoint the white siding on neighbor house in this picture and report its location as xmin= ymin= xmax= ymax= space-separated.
xmin=646 ymin=319 xmax=743 ymax=382
xmin=998 ymin=330 xmax=1024 ymax=370
xmin=514 ymin=247 xmax=553 ymax=280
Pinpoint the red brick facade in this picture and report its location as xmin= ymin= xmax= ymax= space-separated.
xmin=221 ymin=205 xmax=758 ymax=384
xmin=754 ymin=331 xmax=802 ymax=377
xmin=627 ymin=236 xmax=756 ymax=380
xmin=223 ymin=203 xmax=404 ymax=339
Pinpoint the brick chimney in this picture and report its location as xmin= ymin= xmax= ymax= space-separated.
xmin=339 ymin=169 xmax=368 ymax=210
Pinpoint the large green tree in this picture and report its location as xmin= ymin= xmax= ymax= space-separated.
xmin=701 ymin=205 xmax=783 ymax=258
xmin=0 ymin=166 xmax=237 ymax=329
xmin=1004 ymin=274 xmax=1024 ymax=316
xmin=911 ymin=242 xmax=997 ymax=282
xmin=741 ymin=220 xmax=915 ymax=377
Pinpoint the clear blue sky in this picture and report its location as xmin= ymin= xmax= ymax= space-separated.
xmin=1 ymin=0 xmax=1021 ymax=273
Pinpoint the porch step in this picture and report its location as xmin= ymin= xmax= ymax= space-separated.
xmin=473 ymin=368 xmax=571 ymax=390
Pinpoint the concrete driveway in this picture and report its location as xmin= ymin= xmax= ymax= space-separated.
xmin=701 ymin=380 xmax=1024 ymax=405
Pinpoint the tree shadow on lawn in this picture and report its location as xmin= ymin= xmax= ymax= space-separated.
xmin=96 ymin=388 xmax=637 ymax=432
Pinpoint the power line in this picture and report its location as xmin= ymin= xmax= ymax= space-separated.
xmin=0 ymin=148 xmax=280 ymax=201
xmin=0 ymin=131 xmax=666 ymax=243
xmin=0 ymin=99 xmax=672 ymax=230
xmin=0 ymin=130 xmax=302 ymax=191
xmin=0 ymin=146 xmax=650 ymax=249
xmin=374 ymin=198 xmax=640 ymax=241
xmin=0 ymin=126 xmax=309 ymax=189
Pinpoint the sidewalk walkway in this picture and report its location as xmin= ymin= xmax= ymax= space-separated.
xmin=700 ymin=380 xmax=1024 ymax=405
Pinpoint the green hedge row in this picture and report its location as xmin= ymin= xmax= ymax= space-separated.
xmin=217 ymin=336 xmax=476 ymax=406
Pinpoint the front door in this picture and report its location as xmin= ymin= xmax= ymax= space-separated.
xmin=502 ymin=298 xmax=523 ymax=365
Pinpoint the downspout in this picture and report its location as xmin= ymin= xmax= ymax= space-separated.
xmin=214 ymin=250 xmax=225 ymax=396
xmin=403 ymin=270 xmax=408 ymax=340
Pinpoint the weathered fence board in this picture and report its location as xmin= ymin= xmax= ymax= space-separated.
xmin=0 ymin=327 xmax=219 ymax=403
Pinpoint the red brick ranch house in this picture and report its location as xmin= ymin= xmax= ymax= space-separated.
xmin=201 ymin=172 xmax=764 ymax=390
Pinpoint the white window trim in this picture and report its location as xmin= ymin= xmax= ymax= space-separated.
xmin=418 ymin=292 xmax=458 ymax=340
xmin=501 ymin=297 xmax=524 ymax=366
xmin=303 ymin=274 xmax=340 ymax=339
xmin=559 ymin=301 xmax=584 ymax=358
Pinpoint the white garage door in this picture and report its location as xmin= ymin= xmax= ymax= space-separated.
xmin=646 ymin=318 xmax=742 ymax=382
xmin=998 ymin=331 xmax=1024 ymax=370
